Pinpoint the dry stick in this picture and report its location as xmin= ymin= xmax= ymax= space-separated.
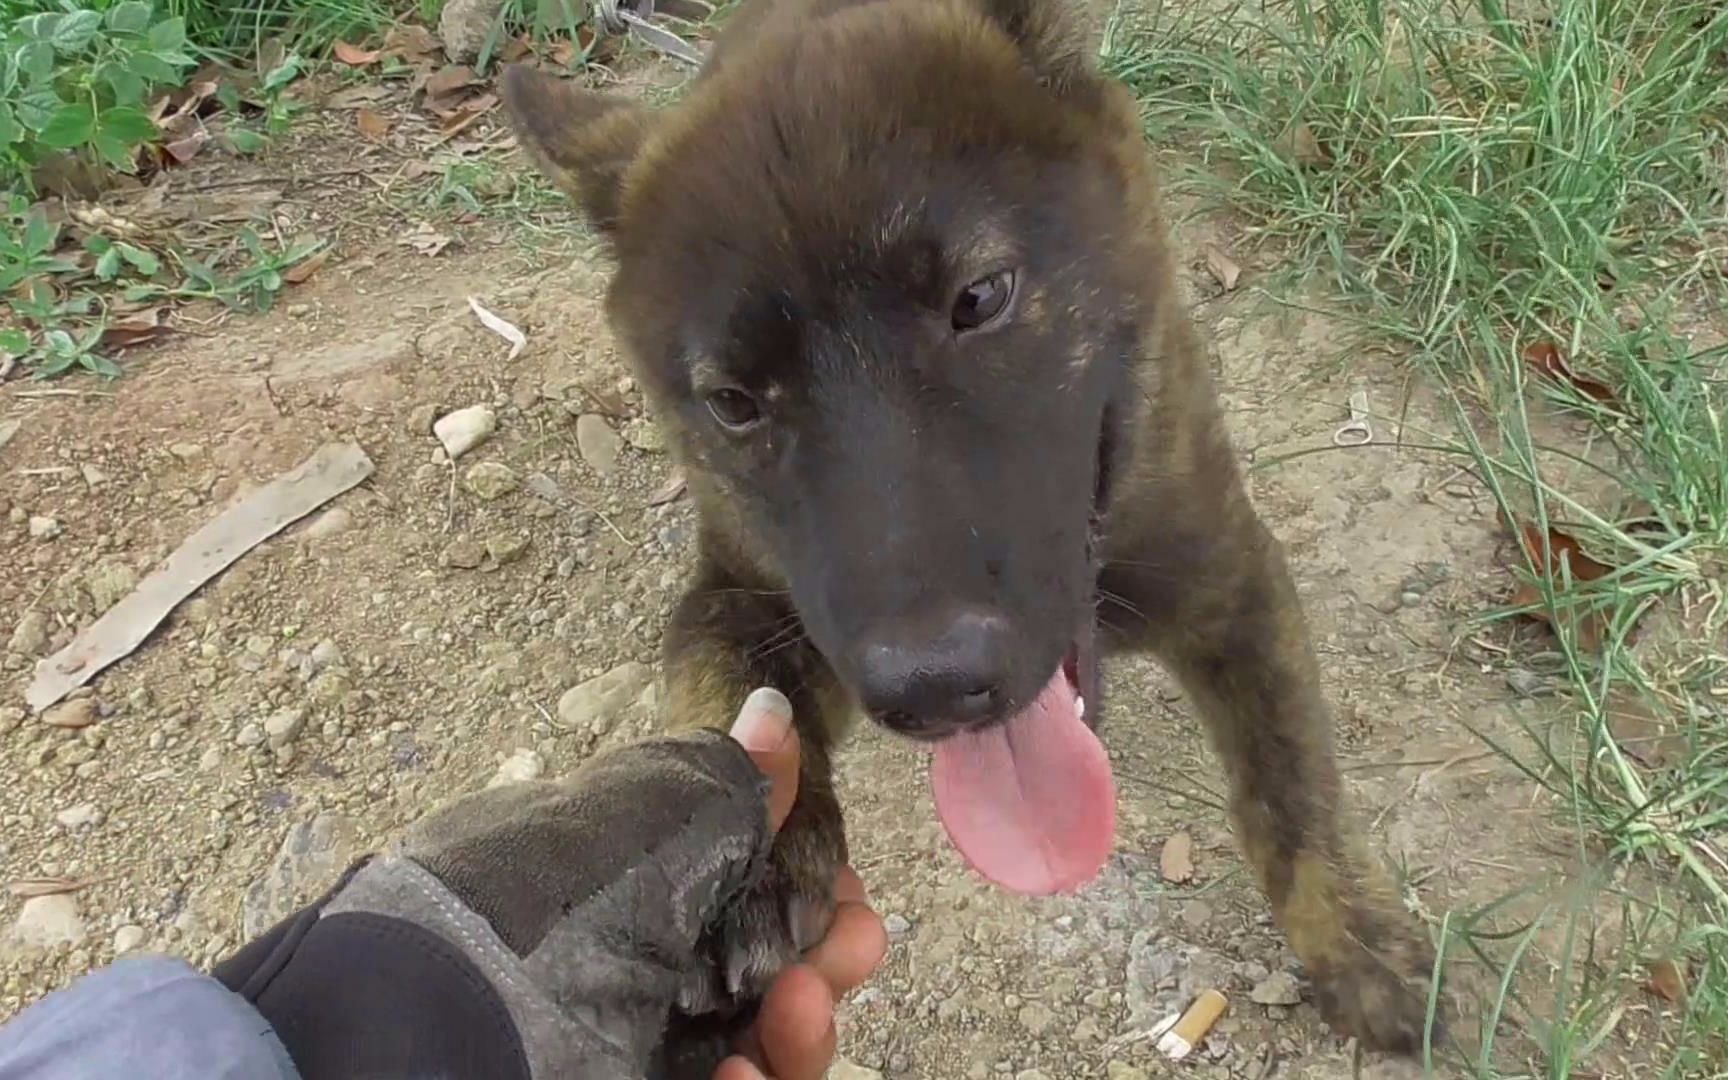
xmin=25 ymin=442 xmax=374 ymax=712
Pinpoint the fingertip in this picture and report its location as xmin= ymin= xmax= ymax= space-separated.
xmin=757 ymin=964 xmax=837 ymax=1080
xmin=805 ymin=903 xmax=888 ymax=995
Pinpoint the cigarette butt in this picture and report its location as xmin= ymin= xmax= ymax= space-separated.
xmin=1155 ymin=988 xmax=1228 ymax=1060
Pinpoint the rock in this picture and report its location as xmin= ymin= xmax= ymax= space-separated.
xmin=112 ymin=924 xmax=146 ymax=953
xmin=883 ymin=913 xmax=912 ymax=936
xmin=485 ymin=532 xmax=531 ymax=566
xmin=243 ymin=813 xmax=359 ymax=939
xmin=0 ymin=706 xmax=23 ymax=734
xmin=557 ymin=662 xmax=653 ymax=735
xmin=1015 ymin=1071 xmax=1053 ymax=1080
xmin=434 ymin=406 xmax=497 ymax=460
xmin=1249 ymin=971 xmax=1303 ymax=1006
xmin=1018 ymin=1003 xmax=1053 ymax=1035
xmin=489 ymin=748 xmax=545 ymax=787
xmin=623 ymin=418 xmax=666 ymax=453
xmin=264 ymin=707 xmax=308 ymax=748
xmin=465 ymin=462 xmax=519 ymax=501
xmin=407 ymin=402 xmax=441 ymax=436
xmin=308 ymin=672 xmax=351 ymax=708
xmin=55 ymin=803 xmax=101 ymax=828
xmin=828 ymin=1063 xmax=884 ymax=1080
xmin=576 ymin=414 xmax=624 ymax=477
xmin=235 ymin=722 xmax=266 ymax=748
xmin=9 ymin=610 xmax=50 ymax=656
xmin=8 ymin=894 xmax=86 ymax=949
xmin=525 ymin=472 xmax=564 ymax=503
xmin=303 ymin=507 xmax=353 ymax=540
xmin=439 ymin=0 xmax=507 ymax=62
xmin=85 ymin=560 xmax=138 ymax=613
xmin=168 ymin=442 xmax=204 ymax=461
xmin=81 ymin=463 xmax=109 ymax=487
xmin=1505 ymin=667 xmax=1554 ymax=698
xmin=198 ymin=745 xmax=223 ymax=772
xmin=1106 ymin=1065 xmax=1148 ymax=1080
xmin=441 ymin=538 xmax=486 ymax=569
xmin=28 ymin=515 xmax=60 ymax=540
xmin=40 ymin=698 xmax=98 ymax=729
xmin=309 ymin=639 xmax=344 ymax=672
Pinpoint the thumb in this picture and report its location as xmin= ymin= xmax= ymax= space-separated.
xmin=728 ymin=687 xmax=800 ymax=831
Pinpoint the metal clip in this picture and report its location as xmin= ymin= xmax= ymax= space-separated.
xmin=1332 ymin=383 xmax=1373 ymax=447
xmin=594 ymin=0 xmax=709 ymax=66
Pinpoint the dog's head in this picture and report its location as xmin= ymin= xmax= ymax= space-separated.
xmin=503 ymin=0 xmax=1161 ymax=743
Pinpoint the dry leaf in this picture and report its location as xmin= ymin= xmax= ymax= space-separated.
xmin=101 ymin=306 xmax=171 ymax=349
xmin=1274 ymin=121 xmax=1329 ymax=166
xmin=282 ymin=248 xmax=331 ymax=285
xmin=582 ymin=384 xmax=632 ymax=419
xmin=648 ymin=468 xmax=688 ymax=506
xmin=1160 ymin=831 xmax=1195 ymax=883
xmin=382 ymin=24 xmax=442 ymax=60
xmin=1522 ymin=340 xmax=1617 ymax=406
xmin=400 ymin=222 xmax=452 ymax=257
xmin=1205 ymin=247 xmax=1242 ymax=291
xmin=1605 ymin=693 xmax=1685 ymax=770
xmin=1646 ymin=958 xmax=1687 ymax=1003
xmin=162 ymin=131 xmax=210 ymax=164
xmin=437 ymin=93 xmax=498 ymax=136
xmin=333 ymin=40 xmax=382 ymax=66
xmin=468 ymin=296 xmax=527 ymax=360
xmin=7 ymin=877 xmax=97 ymax=898
xmin=501 ymin=34 xmax=534 ymax=63
xmin=423 ymin=65 xmax=479 ymax=109
xmin=356 ymin=108 xmax=392 ymax=140
xmin=327 ymin=84 xmax=395 ymax=109
xmin=1504 ymin=514 xmax=1619 ymax=650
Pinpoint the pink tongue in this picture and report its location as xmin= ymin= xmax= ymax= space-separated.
xmin=929 ymin=668 xmax=1116 ymax=895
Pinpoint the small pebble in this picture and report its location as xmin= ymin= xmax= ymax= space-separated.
xmin=433 ymin=406 xmax=497 ymax=460
xmin=40 ymin=699 xmax=98 ymax=729
xmin=112 ymin=924 xmax=147 ymax=954
xmin=28 ymin=516 xmax=60 ymax=540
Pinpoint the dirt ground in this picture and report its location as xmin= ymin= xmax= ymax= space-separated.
xmin=0 ymin=44 xmax=1678 ymax=1080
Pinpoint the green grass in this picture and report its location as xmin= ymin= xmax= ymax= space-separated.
xmin=1103 ymin=0 xmax=1728 ymax=1072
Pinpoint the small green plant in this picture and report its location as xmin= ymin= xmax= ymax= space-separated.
xmin=1 ymin=3 xmax=197 ymax=190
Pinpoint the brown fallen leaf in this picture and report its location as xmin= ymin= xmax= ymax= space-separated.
xmin=501 ymin=34 xmax=534 ymax=63
xmin=1160 ymin=831 xmax=1195 ymax=884
xmin=7 ymin=876 xmax=99 ymax=898
xmin=382 ymin=24 xmax=442 ymax=60
xmin=1646 ymin=958 xmax=1687 ymax=1003
xmin=422 ymin=65 xmax=480 ymax=112
xmin=1522 ymin=340 xmax=1617 ymax=406
xmin=437 ymin=92 xmax=498 ymax=137
xmin=400 ymin=222 xmax=453 ymax=257
xmin=1504 ymin=513 xmax=1620 ymax=650
xmin=1273 ymin=121 xmax=1329 ymax=166
xmin=101 ymin=306 xmax=171 ymax=349
xmin=356 ymin=108 xmax=392 ymax=140
xmin=1205 ymin=247 xmax=1242 ymax=291
xmin=648 ymin=468 xmax=688 ymax=507
xmin=333 ymin=40 xmax=382 ymax=66
xmin=282 ymin=248 xmax=331 ymax=285
xmin=327 ymin=84 xmax=395 ymax=109
xmin=1605 ymin=692 xmax=1685 ymax=770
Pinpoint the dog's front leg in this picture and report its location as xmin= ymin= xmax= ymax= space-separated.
xmin=1101 ymin=481 xmax=1439 ymax=1054
xmin=659 ymin=556 xmax=852 ymax=1019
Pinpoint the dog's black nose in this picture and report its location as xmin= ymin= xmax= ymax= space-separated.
xmin=852 ymin=607 xmax=1012 ymax=736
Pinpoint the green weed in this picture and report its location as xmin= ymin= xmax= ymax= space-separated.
xmin=1105 ymin=0 xmax=1728 ymax=1071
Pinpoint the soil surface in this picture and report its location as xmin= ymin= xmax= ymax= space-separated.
xmin=0 ymin=41 xmax=1669 ymax=1080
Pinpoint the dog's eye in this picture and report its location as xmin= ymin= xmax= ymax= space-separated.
xmin=951 ymin=270 xmax=1016 ymax=332
xmin=705 ymin=388 xmax=762 ymax=431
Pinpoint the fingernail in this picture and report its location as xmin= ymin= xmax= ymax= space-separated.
xmin=730 ymin=686 xmax=794 ymax=752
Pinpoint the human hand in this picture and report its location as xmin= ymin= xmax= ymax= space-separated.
xmin=715 ymin=690 xmax=888 ymax=1080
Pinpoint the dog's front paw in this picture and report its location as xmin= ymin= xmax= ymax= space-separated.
xmin=1307 ymin=896 xmax=1441 ymax=1055
xmin=677 ymin=811 xmax=846 ymax=1018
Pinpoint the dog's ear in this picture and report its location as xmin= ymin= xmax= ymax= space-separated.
xmin=975 ymin=0 xmax=1098 ymax=96
xmin=500 ymin=65 xmax=656 ymax=235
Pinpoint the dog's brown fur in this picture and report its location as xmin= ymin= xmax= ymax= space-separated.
xmin=502 ymin=0 xmax=1438 ymax=1055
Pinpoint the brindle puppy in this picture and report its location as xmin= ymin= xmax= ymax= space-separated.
xmin=501 ymin=0 xmax=1438 ymax=1055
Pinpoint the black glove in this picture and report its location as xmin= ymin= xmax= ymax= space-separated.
xmin=215 ymin=690 xmax=797 ymax=1080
